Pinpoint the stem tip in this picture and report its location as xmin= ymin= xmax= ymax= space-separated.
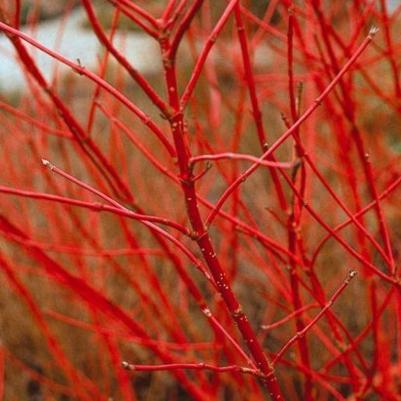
xmin=121 ymin=361 xmax=132 ymax=370
xmin=41 ymin=159 xmax=55 ymax=170
xmin=368 ymin=26 xmax=379 ymax=37
xmin=348 ymin=270 xmax=358 ymax=279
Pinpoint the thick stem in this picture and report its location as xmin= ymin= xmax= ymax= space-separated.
xmin=160 ymin=26 xmax=285 ymax=399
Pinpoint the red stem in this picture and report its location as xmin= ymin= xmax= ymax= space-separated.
xmin=122 ymin=361 xmax=264 ymax=377
xmin=206 ymin=27 xmax=379 ymax=226
xmin=273 ymin=271 xmax=358 ymax=364
xmin=0 ymin=21 xmax=176 ymax=157
xmin=160 ymin=19 xmax=286 ymax=401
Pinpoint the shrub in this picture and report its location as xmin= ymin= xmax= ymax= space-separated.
xmin=0 ymin=1 xmax=400 ymax=400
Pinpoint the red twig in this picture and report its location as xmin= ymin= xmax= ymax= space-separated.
xmin=122 ymin=361 xmax=265 ymax=378
xmin=206 ymin=27 xmax=380 ymax=226
xmin=273 ymin=270 xmax=358 ymax=365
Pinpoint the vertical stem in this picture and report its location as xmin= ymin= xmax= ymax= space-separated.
xmin=159 ymin=20 xmax=285 ymax=401
xmin=312 ymin=1 xmax=395 ymax=271
xmin=234 ymin=4 xmax=288 ymax=211
xmin=285 ymin=10 xmax=312 ymax=400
